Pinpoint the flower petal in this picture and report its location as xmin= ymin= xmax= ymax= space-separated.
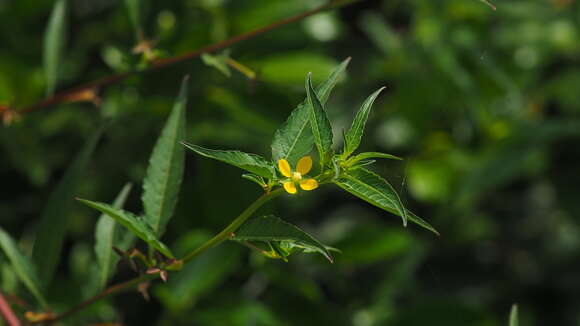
xmin=283 ymin=181 xmax=297 ymax=194
xmin=299 ymin=178 xmax=318 ymax=191
xmin=278 ymin=159 xmax=293 ymax=178
xmin=296 ymin=156 xmax=313 ymax=175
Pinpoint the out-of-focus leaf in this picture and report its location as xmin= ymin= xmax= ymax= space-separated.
xmin=509 ymin=304 xmax=518 ymax=326
xmin=77 ymin=199 xmax=174 ymax=258
xmin=124 ymin=0 xmax=142 ymax=36
xmin=254 ymin=52 xmax=339 ymax=86
xmin=183 ymin=142 xmax=275 ymax=179
xmin=305 ymin=73 xmax=333 ymax=166
xmin=347 ymin=152 xmax=403 ymax=165
xmin=271 ymin=58 xmax=350 ymax=165
xmin=155 ymin=232 xmax=241 ymax=314
xmin=142 ymin=76 xmax=188 ymax=237
xmin=343 ymin=87 xmax=386 ymax=158
xmin=231 ymin=215 xmax=333 ymax=262
xmin=335 ymin=168 xmax=409 ymax=228
xmin=43 ymin=0 xmax=67 ymax=95
xmin=94 ymin=183 xmax=133 ymax=293
xmin=0 ymin=228 xmax=48 ymax=308
xmin=32 ymin=128 xmax=102 ymax=287
xmin=201 ymin=51 xmax=231 ymax=77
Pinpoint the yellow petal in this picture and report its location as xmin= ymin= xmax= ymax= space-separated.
xmin=278 ymin=159 xmax=293 ymax=178
xmin=299 ymin=178 xmax=318 ymax=191
xmin=296 ymin=156 xmax=313 ymax=175
xmin=283 ymin=181 xmax=297 ymax=194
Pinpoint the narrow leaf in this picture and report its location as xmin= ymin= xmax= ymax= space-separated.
xmin=182 ymin=142 xmax=275 ymax=179
xmin=509 ymin=304 xmax=518 ymax=326
xmin=271 ymin=58 xmax=350 ymax=165
xmin=305 ymin=73 xmax=333 ymax=165
xmin=124 ymin=0 xmax=143 ymax=37
xmin=343 ymin=87 xmax=386 ymax=158
xmin=231 ymin=215 xmax=333 ymax=262
xmin=347 ymin=151 xmax=402 ymax=165
xmin=334 ymin=168 xmax=408 ymax=227
xmin=142 ymin=76 xmax=188 ymax=237
xmin=32 ymin=128 xmax=102 ymax=287
xmin=94 ymin=183 xmax=133 ymax=292
xmin=78 ymin=199 xmax=174 ymax=258
xmin=0 ymin=228 xmax=48 ymax=308
xmin=43 ymin=0 xmax=67 ymax=95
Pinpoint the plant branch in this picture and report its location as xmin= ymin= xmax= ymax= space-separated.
xmin=19 ymin=0 xmax=360 ymax=115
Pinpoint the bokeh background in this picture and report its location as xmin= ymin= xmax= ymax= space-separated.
xmin=2 ymin=0 xmax=580 ymax=325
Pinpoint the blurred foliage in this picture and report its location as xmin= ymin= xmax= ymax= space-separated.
xmin=1 ymin=0 xmax=580 ymax=325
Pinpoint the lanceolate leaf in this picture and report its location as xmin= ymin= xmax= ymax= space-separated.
xmin=43 ymin=0 xmax=67 ymax=95
xmin=142 ymin=76 xmax=188 ymax=237
xmin=94 ymin=183 xmax=133 ymax=292
xmin=343 ymin=87 xmax=386 ymax=158
xmin=231 ymin=215 xmax=333 ymax=262
xmin=347 ymin=152 xmax=402 ymax=165
xmin=271 ymin=58 xmax=350 ymax=165
xmin=124 ymin=0 xmax=142 ymax=36
xmin=509 ymin=304 xmax=519 ymax=326
xmin=182 ymin=142 xmax=275 ymax=179
xmin=32 ymin=128 xmax=102 ymax=287
xmin=306 ymin=73 xmax=334 ymax=166
xmin=334 ymin=168 xmax=409 ymax=228
xmin=78 ymin=199 xmax=174 ymax=258
xmin=0 ymin=228 xmax=48 ymax=308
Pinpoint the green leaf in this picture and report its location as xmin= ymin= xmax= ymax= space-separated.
xmin=182 ymin=142 xmax=275 ymax=179
xmin=0 ymin=228 xmax=48 ymax=308
xmin=231 ymin=215 xmax=333 ymax=262
xmin=201 ymin=51 xmax=231 ymax=77
xmin=347 ymin=151 xmax=403 ymax=165
xmin=94 ymin=183 xmax=133 ymax=293
xmin=142 ymin=76 xmax=188 ymax=237
xmin=306 ymin=73 xmax=334 ymax=166
xmin=334 ymin=168 xmax=409 ymax=228
xmin=78 ymin=199 xmax=174 ymax=258
xmin=32 ymin=128 xmax=102 ymax=287
xmin=271 ymin=58 xmax=350 ymax=165
xmin=343 ymin=87 xmax=386 ymax=158
xmin=509 ymin=304 xmax=518 ymax=326
xmin=43 ymin=0 xmax=67 ymax=95
xmin=124 ymin=0 xmax=142 ymax=37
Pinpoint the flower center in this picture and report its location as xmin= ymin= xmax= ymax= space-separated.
xmin=292 ymin=171 xmax=302 ymax=182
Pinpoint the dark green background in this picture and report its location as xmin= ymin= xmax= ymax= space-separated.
xmin=1 ymin=0 xmax=580 ymax=325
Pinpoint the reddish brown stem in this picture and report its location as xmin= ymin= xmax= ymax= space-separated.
xmin=0 ymin=291 xmax=22 ymax=326
xmin=19 ymin=0 xmax=357 ymax=115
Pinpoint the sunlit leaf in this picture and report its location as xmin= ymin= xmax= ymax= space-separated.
xmin=347 ymin=152 xmax=402 ymax=165
xmin=142 ymin=76 xmax=188 ymax=237
xmin=231 ymin=215 xmax=333 ymax=262
xmin=78 ymin=199 xmax=174 ymax=258
xmin=334 ymin=168 xmax=409 ymax=228
xmin=94 ymin=183 xmax=133 ymax=293
xmin=182 ymin=142 xmax=275 ymax=179
xmin=43 ymin=0 xmax=67 ymax=95
xmin=343 ymin=87 xmax=385 ymax=158
xmin=32 ymin=127 xmax=102 ymax=287
xmin=271 ymin=58 xmax=350 ymax=165
xmin=0 ymin=228 xmax=48 ymax=308
xmin=305 ymin=73 xmax=334 ymax=166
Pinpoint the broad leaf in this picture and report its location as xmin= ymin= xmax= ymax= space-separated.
xmin=509 ymin=304 xmax=518 ymax=326
xmin=231 ymin=215 xmax=333 ymax=262
xmin=0 ymin=228 xmax=48 ymax=308
xmin=32 ymin=128 xmax=102 ymax=287
xmin=343 ymin=87 xmax=385 ymax=158
xmin=271 ymin=58 xmax=350 ymax=165
xmin=182 ymin=142 xmax=275 ymax=179
xmin=334 ymin=168 xmax=409 ymax=228
xmin=142 ymin=76 xmax=188 ymax=237
xmin=306 ymin=73 xmax=334 ymax=166
xmin=78 ymin=199 xmax=174 ymax=258
xmin=94 ymin=183 xmax=133 ymax=292
xmin=347 ymin=151 xmax=402 ymax=165
xmin=43 ymin=0 xmax=67 ymax=95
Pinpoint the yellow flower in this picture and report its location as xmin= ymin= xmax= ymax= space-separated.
xmin=278 ymin=156 xmax=319 ymax=194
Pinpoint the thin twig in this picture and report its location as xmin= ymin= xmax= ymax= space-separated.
xmin=19 ymin=0 xmax=358 ymax=115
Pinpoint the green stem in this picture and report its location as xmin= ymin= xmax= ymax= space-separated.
xmin=182 ymin=188 xmax=284 ymax=263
